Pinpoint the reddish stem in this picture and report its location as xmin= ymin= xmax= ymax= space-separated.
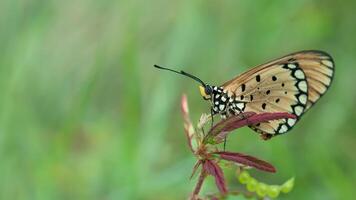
xmin=191 ymin=171 xmax=207 ymax=200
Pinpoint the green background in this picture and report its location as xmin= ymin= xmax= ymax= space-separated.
xmin=0 ymin=0 xmax=355 ymax=199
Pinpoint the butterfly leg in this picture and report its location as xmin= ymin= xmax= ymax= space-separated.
xmin=217 ymin=111 xmax=228 ymax=150
xmin=223 ymin=138 xmax=227 ymax=151
xmin=210 ymin=107 xmax=215 ymax=129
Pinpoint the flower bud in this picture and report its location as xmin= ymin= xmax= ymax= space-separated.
xmin=246 ymin=178 xmax=258 ymax=192
xmin=256 ymin=182 xmax=268 ymax=197
xmin=267 ymin=185 xmax=280 ymax=198
xmin=281 ymin=177 xmax=294 ymax=193
xmin=238 ymin=171 xmax=251 ymax=184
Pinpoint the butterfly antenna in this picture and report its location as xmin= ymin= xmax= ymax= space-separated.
xmin=154 ymin=64 xmax=206 ymax=87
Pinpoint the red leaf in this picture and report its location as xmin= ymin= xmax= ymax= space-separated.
xmin=207 ymin=112 xmax=255 ymax=139
xmin=214 ymin=151 xmax=276 ymax=173
xmin=203 ymin=160 xmax=227 ymax=194
xmin=245 ymin=112 xmax=297 ymax=126
xmin=207 ymin=112 xmax=297 ymax=143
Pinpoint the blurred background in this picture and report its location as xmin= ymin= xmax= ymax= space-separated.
xmin=0 ymin=0 xmax=355 ymax=199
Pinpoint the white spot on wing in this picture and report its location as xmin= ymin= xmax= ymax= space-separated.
xmin=280 ymin=125 xmax=288 ymax=133
xmin=298 ymin=94 xmax=307 ymax=104
xmin=288 ymin=64 xmax=296 ymax=69
xmin=219 ymin=104 xmax=225 ymax=111
xmin=221 ymin=96 xmax=226 ymax=102
xmin=323 ymin=77 xmax=331 ymax=86
xmin=294 ymin=69 xmax=305 ymax=79
xmin=324 ymin=67 xmax=334 ymax=76
xmin=294 ymin=106 xmax=304 ymax=116
xmin=298 ymin=81 xmax=307 ymax=92
xmin=215 ymin=101 xmax=219 ymax=105
xmin=322 ymin=60 xmax=333 ymax=68
xmin=236 ymin=103 xmax=244 ymax=110
xmin=287 ymin=118 xmax=296 ymax=127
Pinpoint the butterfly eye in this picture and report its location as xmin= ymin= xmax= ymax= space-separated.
xmin=205 ymin=85 xmax=213 ymax=95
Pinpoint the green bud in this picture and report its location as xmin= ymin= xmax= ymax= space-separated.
xmin=238 ymin=171 xmax=250 ymax=184
xmin=256 ymin=182 xmax=268 ymax=197
xmin=281 ymin=177 xmax=294 ymax=193
xmin=246 ymin=178 xmax=258 ymax=192
xmin=267 ymin=185 xmax=280 ymax=198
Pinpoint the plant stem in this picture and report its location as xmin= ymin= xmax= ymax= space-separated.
xmin=191 ymin=171 xmax=207 ymax=200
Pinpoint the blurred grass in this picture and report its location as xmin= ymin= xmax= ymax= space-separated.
xmin=0 ymin=0 xmax=355 ymax=199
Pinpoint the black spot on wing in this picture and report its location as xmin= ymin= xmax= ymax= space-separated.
xmin=256 ymin=75 xmax=261 ymax=82
xmin=241 ymin=84 xmax=246 ymax=92
xmin=262 ymin=103 xmax=266 ymax=110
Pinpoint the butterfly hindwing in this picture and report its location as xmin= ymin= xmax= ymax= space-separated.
xmin=221 ymin=50 xmax=334 ymax=137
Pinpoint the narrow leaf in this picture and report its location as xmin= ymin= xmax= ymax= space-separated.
xmin=207 ymin=112 xmax=296 ymax=144
xmin=203 ymin=160 xmax=227 ymax=195
xmin=205 ymin=112 xmax=255 ymax=143
xmin=190 ymin=161 xmax=202 ymax=180
xmin=208 ymin=112 xmax=255 ymax=135
xmin=214 ymin=151 xmax=276 ymax=173
xmin=181 ymin=94 xmax=197 ymax=152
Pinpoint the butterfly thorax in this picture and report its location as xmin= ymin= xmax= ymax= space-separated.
xmin=210 ymin=86 xmax=246 ymax=119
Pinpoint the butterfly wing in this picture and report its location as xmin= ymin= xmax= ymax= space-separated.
xmin=221 ymin=50 xmax=334 ymax=137
xmin=290 ymin=51 xmax=334 ymax=110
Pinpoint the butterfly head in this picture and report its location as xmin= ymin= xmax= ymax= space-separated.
xmin=199 ymin=85 xmax=213 ymax=100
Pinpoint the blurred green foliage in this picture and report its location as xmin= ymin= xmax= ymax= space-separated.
xmin=0 ymin=0 xmax=355 ymax=199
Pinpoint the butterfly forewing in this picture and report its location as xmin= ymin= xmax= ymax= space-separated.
xmin=294 ymin=51 xmax=334 ymax=110
xmin=221 ymin=50 xmax=334 ymax=136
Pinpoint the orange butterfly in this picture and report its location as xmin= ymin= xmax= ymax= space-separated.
xmin=155 ymin=50 xmax=334 ymax=139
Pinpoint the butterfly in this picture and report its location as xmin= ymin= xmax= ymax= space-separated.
xmin=154 ymin=50 xmax=334 ymax=139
